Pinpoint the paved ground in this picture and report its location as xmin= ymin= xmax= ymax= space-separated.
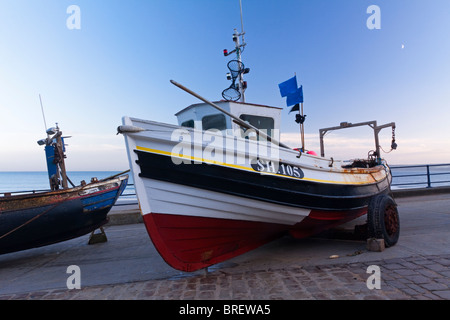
xmin=0 ymin=192 xmax=449 ymax=301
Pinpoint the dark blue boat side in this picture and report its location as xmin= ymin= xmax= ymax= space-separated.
xmin=0 ymin=175 xmax=128 ymax=255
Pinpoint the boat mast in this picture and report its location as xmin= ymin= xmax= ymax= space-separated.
xmin=54 ymin=125 xmax=69 ymax=189
xmin=39 ymin=94 xmax=48 ymax=135
xmin=234 ymin=28 xmax=245 ymax=103
xmin=40 ymin=125 xmax=69 ymax=190
xmin=37 ymin=97 xmax=70 ymax=190
xmin=237 ymin=0 xmax=246 ymax=102
xmin=223 ymin=0 xmax=249 ymax=103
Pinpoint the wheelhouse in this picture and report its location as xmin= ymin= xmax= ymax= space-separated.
xmin=175 ymin=101 xmax=282 ymax=142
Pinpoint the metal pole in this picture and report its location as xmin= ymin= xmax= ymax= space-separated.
xmin=39 ymin=94 xmax=48 ymax=133
xmin=319 ymin=129 xmax=326 ymax=157
xmin=237 ymin=0 xmax=246 ymax=103
xmin=234 ymin=29 xmax=245 ymax=103
xmin=55 ymin=131 xmax=68 ymax=189
xmin=301 ymin=102 xmax=305 ymax=151
xmin=239 ymin=0 xmax=245 ymax=43
xmin=372 ymin=121 xmax=381 ymax=163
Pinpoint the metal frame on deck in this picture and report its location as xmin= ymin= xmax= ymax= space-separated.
xmin=319 ymin=120 xmax=396 ymax=162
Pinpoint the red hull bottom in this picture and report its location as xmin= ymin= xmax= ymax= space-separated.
xmin=289 ymin=208 xmax=367 ymax=239
xmin=143 ymin=208 xmax=368 ymax=272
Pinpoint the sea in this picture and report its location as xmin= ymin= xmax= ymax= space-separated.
xmin=0 ymin=165 xmax=449 ymax=196
xmin=0 ymin=171 xmax=137 ymax=203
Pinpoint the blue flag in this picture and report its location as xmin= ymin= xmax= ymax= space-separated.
xmin=278 ymin=76 xmax=298 ymax=97
xmin=279 ymin=76 xmax=304 ymax=107
xmin=286 ymin=86 xmax=303 ymax=107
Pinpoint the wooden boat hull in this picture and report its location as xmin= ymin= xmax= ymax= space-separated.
xmin=121 ymin=116 xmax=393 ymax=272
xmin=0 ymin=175 xmax=128 ymax=255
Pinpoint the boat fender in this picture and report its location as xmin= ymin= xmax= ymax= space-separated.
xmin=117 ymin=125 xmax=146 ymax=135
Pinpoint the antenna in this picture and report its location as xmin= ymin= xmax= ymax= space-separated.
xmin=39 ymin=94 xmax=48 ymax=133
xmin=222 ymin=0 xmax=250 ymax=103
xmin=239 ymin=0 xmax=245 ymax=44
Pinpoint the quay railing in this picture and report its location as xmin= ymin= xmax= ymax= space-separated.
xmin=117 ymin=164 xmax=450 ymax=200
xmin=115 ymin=183 xmax=138 ymax=206
xmin=390 ymin=163 xmax=450 ymax=189
xmin=3 ymin=165 xmax=450 ymax=200
xmin=118 ymin=165 xmax=450 ymax=198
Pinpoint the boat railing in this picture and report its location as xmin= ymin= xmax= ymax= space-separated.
xmin=0 ymin=189 xmax=49 ymax=197
xmin=390 ymin=163 xmax=450 ymax=189
xmin=1 ymin=184 xmax=139 ymax=206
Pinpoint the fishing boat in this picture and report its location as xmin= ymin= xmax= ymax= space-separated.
xmin=118 ymin=2 xmax=399 ymax=272
xmin=0 ymin=124 xmax=128 ymax=255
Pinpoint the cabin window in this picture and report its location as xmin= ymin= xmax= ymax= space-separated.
xmin=202 ymin=114 xmax=227 ymax=131
xmin=239 ymin=114 xmax=274 ymax=138
xmin=181 ymin=120 xmax=195 ymax=128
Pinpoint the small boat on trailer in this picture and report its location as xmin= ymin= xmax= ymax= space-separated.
xmin=0 ymin=124 xmax=128 ymax=255
xmin=118 ymin=5 xmax=399 ymax=272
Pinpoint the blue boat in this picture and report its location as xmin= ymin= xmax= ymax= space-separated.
xmin=0 ymin=124 xmax=128 ymax=255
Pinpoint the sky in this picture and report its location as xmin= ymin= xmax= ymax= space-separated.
xmin=1 ymin=0 xmax=449 ymax=171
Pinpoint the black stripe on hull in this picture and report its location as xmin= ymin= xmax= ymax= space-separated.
xmin=135 ymin=150 xmax=391 ymax=211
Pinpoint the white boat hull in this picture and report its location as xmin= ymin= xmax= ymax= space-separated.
xmin=120 ymin=116 xmax=392 ymax=271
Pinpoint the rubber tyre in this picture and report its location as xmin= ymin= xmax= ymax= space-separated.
xmin=367 ymin=194 xmax=400 ymax=247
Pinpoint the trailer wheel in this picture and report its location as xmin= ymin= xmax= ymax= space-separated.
xmin=367 ymin=194 xmax=400 ymax=247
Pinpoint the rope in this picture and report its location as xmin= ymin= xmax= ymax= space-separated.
xmin=0 ymin=201 xmax=62 ymax=240
xmin=379 ymin=145 xmax=394 ymax=154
